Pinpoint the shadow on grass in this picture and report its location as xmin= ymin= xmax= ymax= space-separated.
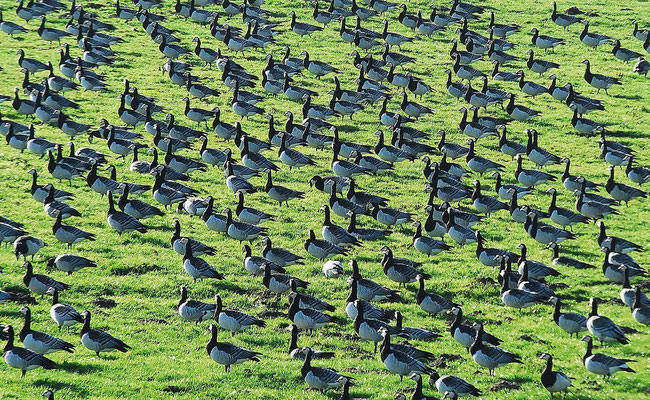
xmin=58 ymin=360 xmax=104 ymax=375
xmin=33 ymin=378 xmax=90 ymax=396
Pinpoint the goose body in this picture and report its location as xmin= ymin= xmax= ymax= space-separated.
xmin=2 ymin=325 xmax=56 ymax=378
xmin=581 ymin=336 xmax=635 ymax=378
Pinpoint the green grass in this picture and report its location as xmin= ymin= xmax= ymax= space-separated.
xmin=0 ymin=0 xmax=649 ymax=399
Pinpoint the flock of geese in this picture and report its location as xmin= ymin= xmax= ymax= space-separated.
xmin=0 ymin=0 xmax=649 ymax=398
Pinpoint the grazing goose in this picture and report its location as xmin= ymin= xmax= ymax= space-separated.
xmin=606 ymin=167 xmax=646 ymax=205
xmin=632 ymin=287 xmax=650 ymax=325
xmin=242 ymin=244 xmax=284 ymax=276
xmin=515 ymin=155 xmax=556 ymax=187
xmin=51 ymin=211 xmax=95 ymax=248
xmin=152 ymin=171 xmax=186 ymax=209
xmin=265 ymin=170 xmax=305 ymax=206
xmin=582 ymin=60 xmax=621 ymax=95
xmin=411 ymin=222 xmax=451 ymax=257
xmin=42 ymin=186 xmax=81 ymax=221
xmin=2 ymin=325 xmax=56 ymax=378
xmin=106 ymin=191 xmax=147 ymax=235
xmin=348 ymin=260 xmax=402 ymax=302
xmin=580 ymin=22 xmax=613 ymax=48
xmin=444 ymin=68 xmax=469 ymax=100
xmin=581 ymin=336 xmax=635 ymax=380
xmin=551 ymin=297 xmax=587 ymax=337
xmin=371 ymin=204 xmax=413 ymax=227
xmin=178 ymin=287 xmax=215 ymax=324
xmin=183 ymin=97 xmax=216 ymax=127
xmin=19 ymin=306 xmax=74 ymax=355
xmin=223 ymin=208 xmax=267 ymax=243
xmin=289 ymin=10 xmax=322 ymax=36
xmin=6 ymin=124 xmax=30 ymax=153
xmin=46 ymin=287 xmax=81 ymax=332
xmin=47 ymin=254 xmax=96 ymax=275
xmin=278 ymin=134 xmax=315 ymax=170
xmin=430 ymin=370 xmax=481 ymax=397
xmin=37 ymin=16 xmax=70 ymax=44
xmin=633 ymin=56 xmax=650 ymax=76
xmin=0 ymin=222 xmax=27 ymax=246
xmin=382 ymin=251 xmax=429 ymax=287
xmin=0 ymin=11 xmax=28 ymax=35
xmin=550 ymin=2 xmax=583 ymax=30
xmin=529 ymin=27 xmax=565 ymax=51
xmin=302 ymin=50 xmax=339 ymax=79
xmin=465 ymin=140 xmax=504 ymax=176
xmin=597 ymin=221 xmax=642 ymax=254
xmin=549 ymin=242 xmax=595 ymax=269
xmin=322 ymin=260 xmax=344 ymax=279
xmin=14 ymin=236 xmax=47 ymax=261
xmin=587 ymin=298 xmax=629 ymax=345
xmin=304 ymin=229 xmax=348 ymax=260
xmin=289 ymin=324 xmax=334 ymax=360
xmin=301 ymin=348 xmax=352 ymax=392
xmin=261 ymin=265 xmax=308 ymax=294
xmin=346 ymin=179 xmax=389 ymax=209
xmin=23 ymin=261 xmax=69 ymax=296
xmin=539 ymin=353 xmax=571 ymax=397
xmin=625 ymin=156 xmax=650 ymax=186
xmin=517 ymin=261 xmax=555 ymax=298
xmin=182 ymin=238 xmax=224 ymax=282
xmin=320 ymin=205 xmax=362 ymax=247
xmin=240 ymin=137 xmax=278 ymax=172
xmin=310 ymin=176 xmax=351 ymax=196
xmin=470 ymin=323 xmax=522 ymax=375
xmin=547 ymin=188 xmax=590 ymax=229
xmin=496 ymin=126 xmax=526 ymax=161
xmin=216 ymin=295 xmax=265 ymax=335
xmin=224 ymin=162 xmax=256 ymax=195
xmin=262 ymin=236 xmax=304 ymax=267
xmin=79 ymin=310 xmax=130 ymax=357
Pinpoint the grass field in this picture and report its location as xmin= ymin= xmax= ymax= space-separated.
xmin=0 ymin=0 xmax=649 ymax=398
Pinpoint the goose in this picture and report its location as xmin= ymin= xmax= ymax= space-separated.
xmin=444 ymin=209 xmax=477 ymax=246
xmin=167 ymin=114 xmax=202 ymax=142
xmin=56 ymin=114 xmax=90 ymax=140
xmin=301 ymin=348 xmax=352 ymax=392
xmin=550 ymin=1 xmax=582 ymax=30
xmin=487 ymin=40 xmax=519 ymax=65
xmin=411 ymin=222 xmax=451 ymax=257
xmin=487 ymin=11 xmax=519 ymax=38
xmin=320 ymin=205 xmax=362 ymax=247
xmin=450 ymin=38 xmax=483 ymax=65
xmin=19 ymin=306 xmax=74 ymax=355
xmin=79 ymin=310 xmax=130 ymax=357
xmin=22 ymin=261 xmax=69 ymax=296
xmin=372 ymin=204 xmax=413 ymax=227
xmin=606 ymin=167 xmax=646 ymax=205
xmin=234 ymin=191 xmax=273 ymax=226
xmin=261 ymin=236 xmax=304 ymax=267
xmin=538 ymin=353 xmax=572 ymax=397
xmin=0 ymin=113 xmax=30 ymax=135
xmin=221 ymin=26 xmax=256 ymax=55
xmin=437 ymin=130 xmax=468 ymax=160
xmin=549 ymin=242 xmax=594 ymax=270
xmin=587 ymin=298 xmax=629 ymax=345
xmin=223 ymin=207 xmax=267 ymax=242
xmin=345 ymin=280 xmax=393 ymax=321
xmin=353 ymin=304 xmax=407 ymax=352
xmin=517 ymin=71 xmax=547 ymax=97
xmin=85 ymin=163 xmax=120 ymax=197
xmin=581 ymin=335 xmax=635 ymax=380
xmin=470 ymin=323 xmax=522 ymax=375
xmin=0 ymin=222 xmax=27 ymax=245
xmin=224 ymin=162 xmax=256 ymax=195
xmin=183 ymin=96 xmax=216 ymax=127
xmin=506 ymin=94 xmax=542 ymax=121
xmin=547 ymin=74 xmax=571 ymax=101
xmin=633 ymin=56 xmax=650 ymax=76
xmin=515 ymin=155 xmax=556 ymax=187
xmin=580 ymin=22 xmax=613 ymax=48
xmin=597 ymin=221 xmax=642 ymax=254
xmin=346 ymin=210 xmax=391 ymax=241
xmin=624 ymin=155 xmax=650 ymax=186
xmin=459 ymin=108 xmax=498 ymax=140
xmin=599 ymin=140 xmax=631 ymax=168
xmin=407 ymin=74 xmax=434 ymax=99
xmin=332 ymin=143 xmax=373 ymax=178
xmin=46 ymin=254 xmax=96 ymax=275
xmin=415 ymin=274 xmax=456 ymax=315
xmin=529 ymin=27 xmax=565 ymax=51
xmin=491 ymin=61 xmax=519 ymax=82
xmin=569 ymin=107 xmax=605 ymax=136
xmin=471 ymin=180 xmax=508 ymax=214
xmin=575 ymin=189 xmax=618 ymax=220
xmin=582 ymin=60 xmax=621 ymax=95
xmin=379 ymin=328 xmax=433 ymax=380
xmin=474 ymin=232 xmax=518 ymax=266
xmin=382 ymin=252 xmax=429 ymax=287
xmin=429 ymin=370 xmax=481 ymax=397
xmin=444 ymin=68 xmax=469 ymax=100
xmin=304 ymin=229 xmax=348 ymax=260
xmin=2 ymin=325 xmax=56 ymax=378
xmin=16 ymin=50 xmax=48 ymax=75
xmin=465 ymin=140 xmax=504 ymax=175
xmin=239 ymin=138 xmax=277 ymax=173
xmin=620 ymin=268 xmax=650 ymax=308
xmin=332 ymin=127 xmax=372 ymax=158
xmin=37 ymin=16 xmax=70 ymax=44
xmin=464 ymin=37 xmax=488 ymax=55
xmin=265 ymin=170 xmax=305 ymax=206
xmin=464 ymin=83 xmax=501 ymax=110
xmin=277 ymin=134 xmax=315 ymax=170
xmin=42 ymin=186 xmax=80 ymax=221
xmin=33 ymin=91 xmax=62 ymax=124
xmin=155 ymin=34 xmax=189 ymax=59
xmin=526 ymin=49 xmax=559 ymax=77
xmin=216 ymin=295 xmax=265 ymax=335
xmin=517 ymin=261 xmax=555 ymax=298
xmin=288 ymin=294 xmax=335 ymax=334
xmin=81 ymin=40 xmax=115 ymax=66
xmin=0 ymin=11 xmax=28 ymax=35
xmin=320 ymin=260 xmax=343 ymax=279
xmin=302 ymin=94 xmax=339 ymax=120
xmin=381 ymin=19 xmax=412 ymax=48
xmin=40 ymin=83 xmax=79 ymax=111
xmin=632 ymin=287 xmax=650 ymax=325
xmin=378 ymin=97 xmax=413 ymax=127
xmin=151 ymin=171 xmax=186 ymax=210
xmin=288 ymin=324 xmax=334 ymax=360
xmin=550 ymin=296 xmax=587 ymax=337
xmin=352 ymin=150 xmax=394 ymax=174
xmin=602 ymin=257 xmax=644 ymax=284
xmin=449 ymin=307 xmax=501 ymax=350
xmin=242 ymin=244 xmax=284 ymax=276
xmin=202 ymin=197 xmax=227 ymax=233
xmin=164 ymin=147 xmax=207 ymax=173
xmin=289 ymin=10 xmax=322 ymax=36
xmin=51 ymin=211 xmax=95 ymax=248
xmin=515 ymin=244 xmax=559 ymax=280
xmin=492 ymin=171 xmax=531 ymax=201
xmin=11 ymin=89 xmax=36 ymax=118
xmin=612 ymin=40 xmax=642 ymax=63
xmin=14 ymin=237 xmax=47 ymax=261
xmin=177 ymin=286 xmax=215 ymax=324
xmin=451 ymin=54 xmax=485 ymax=81
xmin=422 ymin=205 xmax=446 ymax=238
xmin=495 ymin=126 xmax=526 ymax=161
xmin=182 ymin=238 xmax=224 ymax=282
xmin=106 ymin=191 xmax=147 ymax=235
xmin=310 ymin=175 xmax=351 ymax=195
xmin=500 ymin=275 xmax=550 ymax=308
xmin=603 ymin=248 xmax=643 ymax=272
xmin=348 ymin=260 xmax=402 ymax=302
xmin=117 ymin=184 xmax=164 ymax=220
xmin=429 ymin=5 xmax=460 ymax=27
xmin=301 ymin=50 xmax=339 ymax=79
xmin=289 ymin=279 xmax=334 ymax=312
xmin=117 ymin=95 xmax=146 ymax=128
xmin=525 ymin=213 xmax=575 ymax=246
xmin=261 ymin=265 xmax=308 ymax=294
xmin=547 ymin=188 xmax=590 ymax=229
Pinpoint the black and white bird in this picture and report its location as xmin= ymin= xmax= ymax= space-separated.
xmin=429 ymin=370 xmax=481 ymax=397
xmin=301 ymin=348 xmax=352 ymax=392
xmin=539 ymin=353 xmax=572 ymax=397
xmin=182 ymin=238 xmax=224 ymax=282
xmin=1 ymin=325 xmax=56 ymax=378
xmin=22 ymin=261 xmax=68 ymax=296
xmin=14 ymin=236 xmax=47 ymax=261
xmin=177 ymin=286 xmax=216 ymax=324
xmin=470 ymin=323 xmax=522 ymax=375
xmin=632 ymin=287 xmax=650 ymax=325
xmin=449 ymin=307 xmax=502 ymax=350
xmin=80 ymin=310 xmax=131 ymax=357
xmin=550 ymin=2 xmax=583 ymax=30
xmin=587 ymin=297 xmax=629 ymax=345
xmin=348 ymin=260 xmax=402 ymax=302
xmin=262 ymin=236 xmax=304 ymax=267
xmin=206 ymin=324 xmax=261 ymax=372
xmin=551 ymin=297 xmax=587 ymax=337
xmin=580 ymin=22 xmax=613 ymax=48
xmin=215 ymin=295 xmax=265 ymax=335
xmin=379 ymin=328 xmax=433 ymax=381
xmin=304 ymin=229 xmax=348 ymax=260
xmin=106 ymin=191 xmax=147 ymax=235
xmin=19 ymin=306 xmax=75 ymax=355
xmin=51 ymin=210 xmax=96 ymax=248
xmin=415 ymin=274 xmax=457 ymax=315
xmin=581 ymin=59 xmax=622 ymax=95
xmin=288 ymin=324 xmax=334 ymax=360
xmin=47 ymin=287 xmax=83 ymax=332
xmin=581 ymin=335 xmax=635 ymax=380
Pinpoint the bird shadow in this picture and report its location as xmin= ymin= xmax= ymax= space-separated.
xmin=57 ymin=360 xmax=103 ymax=375
xmin=32 ymin=378 xmax=90 ymax=396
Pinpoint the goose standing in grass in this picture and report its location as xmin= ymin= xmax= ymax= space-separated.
xmin=46 ymin=286 xmax=84 ymax=332
xmin=47 ymin=254 xmax=96 ymax=275
xmin=23 ymin=261 xmax=69 ymax=296
xmin=411 ymin=222 xmax=451 ymax=257
xmin=242 ymin=244 xmax=285 ymax=276
xmin=263 ymin=170 xmax=304 ymax=207
xmin=47 ymin=151 xmax=82 ymax=185
xmin=551 ymin=297 xmax=587 ymax=337
xmin=371 ymin=204 xmax=413 ymax=227
xmin=2 ymin=325 xmax=56 ymax=378
xmin=587 ymin=297 xmax=629 ymax=345
xmin=429 ymin=370 xmax=481 ymax=397
xmin=581 ymin=335 xmax=635 ymax=380
xmin=320 ymin=205 xmax=362 ymax=247
xmin=505 ymin=94 xmax=542 ymax=121
xmin=379 ymin=328 xmax=433 ymax=381
xmin=261 ymin=266 xmax=308 ymax=294
xmin=345 ymin=280 xmax=393 ymax=321
xmin=19 ymin=306 xmax=75 ymax=355
xmin=500 ymin=275 xmax=550 ymax=308
xmin=606 ymin=167 xmax=646 ymax=205
xmin=539 ymin=353 xmax=571 ymax=397
xmin=548 ymin=242 xmax=594 ymax=270
xmin=575 ymin=189 xmax=619 ymax=221
xmin=288 ymin=294 xmax=335 ymax=334
xmin=619 ymin=267 xmax=649 ymax=308
xmin=529 ymin=28 xmax=565 ymax=51
xmin=550 ymin=2 xmax=582 ymax=30
xmin=492 ymin=171 xmax=531 ymax=200
xmin=0 ymin=11 xmax=28 ymax=35
xmin=471 ymin=180 xmax=508 ymax=215
xmin=182 ymin=238 xmax=224 ymax=282
xmin=118 ymin=184 xmax=164 ymax=220
xmin=14 ymin=236 xmax=47 ymax=261
xmin=597 ymin=220 xmax=643 ymax=254
xmin=16 ymin=50 xmax=48 ymax=75
xmin=581 ymin=60 xmax=622 ymax=95
xmin=526 ymin=129 xmax=563 ymax=167
xmin=449 ymin=307 xmax=502 ymax=350
xmin=262 ymin=236 xmax=304 ymax=267
xmin=79 ymin=310 xmax=130 ymax=357
xmin=216 ymin=295 xmax=265 ymax=335
xmin=348 ymin=260 xmax=402 ymax=302
xmin=51 ymin=211 xmax=95 ymax=249
xmin=633 ymin=56 xmax=650 ymax=76
xmin=415 ymin=275 xmax=456 ymax=315
xmin=632 ymin=287 xmax=650 ymax=325
xmin=106 ymin=191 xmax=147 ymax=235
xmin=547 ymin=188 xmax=590 ymax=230
xmin=304 ymin=229 xmax=348 ymax=260
xmin=465 ymin=139 xmax=504 ymax=175
xmin=580 ymin=22 xmax=613 ymax=48
xmin=475 ymin=232 xmax=518 ymax=266
xmin=444 ymin=209 xmax=477 ymax=246
xmin=177 ymin=286 xmax=216 ymax=324
xmin=470 ymin=323 xmax=522 ymax=375
xmin=288 ymin=324 xmax=334 ymax=360
xmin=612 ymin=40 xmax=642 ymax=63
xmin=624 ymin=156 xmax=650 ymax=186
xmin=301 ymin=348 xmax=352 ymax=393
xmin=0 ymin=222 xmax=27 ymax=246
xmin=515 ymin=154 xmax=557 ymax=187
xmin=353 ymin=304 xmax=406 ymax=353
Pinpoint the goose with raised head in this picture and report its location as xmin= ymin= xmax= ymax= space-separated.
xmin=550 ymin=2 xmax=582 ymax=30
xmin=348 ymin=260 xmax=402 ymax=302
xmin=288 ymin=324 xmax=334 ymax=360
xmin=2 ymin=325 xmax=56 ymax=378
xmin=177 ymin=286 xmax=215 ymax=324
xmin=606 ymin=167 xmax=646 ymax=205
xmin=529 ymin=27 xmax=565 ymax=51
xmin=625 ymin=156 xmax=650 ymax=186
xmin=19 ymin=306 xmax=75 ymax=355
xmin=261 ymin=236 xmax=304 ymax=267
xmin=320 ymin=205 xmax=362 ymax=247
xmin=80 ymin=310 xmax=130 ymax=357
xmin=353 ymin=304 xmax=407 ymax=353
xmin=470 ymin=323 xmax=522 ymax=375
xmin=51 ymin=210 xmax=95 ymax=248
xmin=587 ymin=297 xmax=629 ymax=345
xmin=261 ymin=265 xmax=308 ymax=294
xmin=345 ymin=280 xmax=393 ymax=321
xmin=581 ymin=335 xmax=635 ymax=379
xmin=550 ymin=296 xmax=587 ymax=337
xmin=242 ymin=244 xmax=284 ymax=276
xmin=301 ymin=348 xmax=352 ymax=392
xmin=580 ymin=22 xmax=613 ymax=48
xmin=449 ymin=307 xmax=501 ymax=349
xmin=597 ymin=221 xmax=642 ymax=254
xmin=581 ymin=59 xmax=621 ymax=95
xmin=547 ymin=187 xmax=590 ymax=229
